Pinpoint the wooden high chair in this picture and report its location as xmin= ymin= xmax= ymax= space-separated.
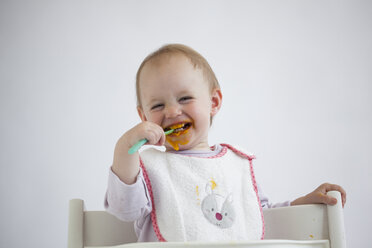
xmin=68 ymin=191 xmax=346 ymax=248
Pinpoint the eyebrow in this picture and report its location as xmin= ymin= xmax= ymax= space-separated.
xmin=145 ymin=97 xmax=162 ymax=108
xmin=177 ymin=89 xmax=194 ymax=96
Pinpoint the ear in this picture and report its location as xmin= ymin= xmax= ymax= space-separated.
xmin=137 ymin=106 xmax=147 ymax=122
xmin=210 ymin=88 xmax=222 ymax=117
xmin=225 ymin=193 xmax=233 ymax=204
xmin=205 ymin=182 xmax=213 ymax=195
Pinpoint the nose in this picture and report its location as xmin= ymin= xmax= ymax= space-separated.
xmin=215 ymin=212 xmax=222 ymax=221
xmin=164 ymin=104 xmax=182 ymax=118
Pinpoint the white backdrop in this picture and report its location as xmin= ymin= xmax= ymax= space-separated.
xmin=1 ymin=0 xmax=371 ymax=247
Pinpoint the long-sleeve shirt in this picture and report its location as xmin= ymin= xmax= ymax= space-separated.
xmin=104 ymin=144 xmax=291 ymax=242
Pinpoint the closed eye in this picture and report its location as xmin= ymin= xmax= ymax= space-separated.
xmin=151 ymin=103 xmax=164 ymax=110
xmin=179 ymin=96 xmax=193 ymax=102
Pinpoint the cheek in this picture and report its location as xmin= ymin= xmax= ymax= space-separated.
xmin=144 ymin=112 xmax=162 ymax=124
xmin=191 ymin=107 xmax=211 ymax=127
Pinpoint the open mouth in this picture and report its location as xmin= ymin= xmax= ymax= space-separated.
xmin=164 ymin=122 xmax=192 ymax=135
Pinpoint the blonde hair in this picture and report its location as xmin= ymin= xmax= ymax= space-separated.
xmin=136 ymin=44 xmax=220 ymax=107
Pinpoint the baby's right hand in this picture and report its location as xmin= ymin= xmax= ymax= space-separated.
xmin=112 ymin=121 xmax=165 ymax=185
xmin=123 ymin=121 xmax=166 ymax=151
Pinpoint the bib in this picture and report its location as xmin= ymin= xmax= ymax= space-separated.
xmin=140 ymin=144 xmax=264 ymax=242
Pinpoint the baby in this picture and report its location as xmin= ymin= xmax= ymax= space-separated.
xmin=105 ymin=44 xmax=346 ymax=242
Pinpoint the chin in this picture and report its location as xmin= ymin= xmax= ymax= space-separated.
xmin=165 ymin=142 xmax=191 ymax=152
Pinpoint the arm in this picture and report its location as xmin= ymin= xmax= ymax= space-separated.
xmin=258 ymin=184 xmax=291 ymax=209
xmin=112 ymin=121 xmax=166 ymax=184
xmin=105 ymin=121 xmax=166 ymax=221
xmin=291 ymin=183 xmax=347 ymax=207
xmin=105 ymin=167 xmax=152 ymax=222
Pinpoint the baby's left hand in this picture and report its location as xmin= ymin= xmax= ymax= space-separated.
xmin=291 ymin=183 xmax=346 ymax=207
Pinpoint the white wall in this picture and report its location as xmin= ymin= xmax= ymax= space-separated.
xmin=1 ymin=0 xmax=371 ymax=247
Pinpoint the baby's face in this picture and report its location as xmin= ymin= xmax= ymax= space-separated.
xmin=137 ymin=54 xmax=221 ymax=151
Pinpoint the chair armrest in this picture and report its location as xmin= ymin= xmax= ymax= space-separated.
xmin=68 ymin=199 xmax=84 ymax=248
xmin=326 ymin=191 xmax=346 ymax=248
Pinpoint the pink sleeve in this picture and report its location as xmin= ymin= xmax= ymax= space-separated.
xmin=104 ymin=167 xmax=152 ymax=222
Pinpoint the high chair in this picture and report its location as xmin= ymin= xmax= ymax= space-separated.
xmin=68 ymin=191 xmax=346 ymax=248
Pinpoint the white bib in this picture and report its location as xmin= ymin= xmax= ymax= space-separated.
xmin=140 ymin=144 xmax=264 ymax=242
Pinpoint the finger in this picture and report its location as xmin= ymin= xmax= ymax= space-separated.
xmin=155 ymin=132 xmax=166 ymax=146
xmin=314 ymin=192 xmax=337 ymax=205
xmin=342 ymin=194 xmax=346 ymax=207
xmin=161 ymin=132 xmax=166 ymax=145
xmin=323 ymin=183 xmax=345 ymax=194
xmin=338 ymin=186 xmax=347 ymax=207
xmin=325 ymin=195 xmax=338 ymax=205
xmin=146 ymin=131 xmax=160 ymax=145
xmin=156 ymin=125 xmax=166 ymax=146
xmin=324 ymin=183 xmax=347 ymax=207
xmin=148 ymin=128 xmax=165 ymax=146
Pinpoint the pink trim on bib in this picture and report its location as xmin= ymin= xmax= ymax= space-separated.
xmin=139 ymin=158 xmax=167 ymax=242
xmin=207 ymin=145 xmax=228 ymax=158
xmin=220 ymin=144 xmax=265 ymax=240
